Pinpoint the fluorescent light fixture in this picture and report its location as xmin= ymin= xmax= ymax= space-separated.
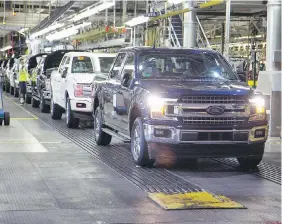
xmin=46 ymin=22 xmax=91 ymax=41
xmin=0 ymin=45 xmax=12 ymax=51
xmin=30 ymin=23 xmax=65 ymax=39
xmin=19 ymin=28 xmax=29 ymax=33
xmin=46 ymin=28 xmax=78 ymax=41
xmin=125 ymin=16 xmax=150 ymax=27
xmin=71 ymin=1 xmax=114 ymax=22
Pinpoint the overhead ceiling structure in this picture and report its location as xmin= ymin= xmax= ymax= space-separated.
xmin=0 ymin=0 xmax=93 ymax=37
xmin=196 ymin=1 xmax=267 ymax=46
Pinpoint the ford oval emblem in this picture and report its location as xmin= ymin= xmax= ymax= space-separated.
xmin=206 ymin=106 xmax=225 ymax=115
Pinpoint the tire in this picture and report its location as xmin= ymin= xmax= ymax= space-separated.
xmin=14 ymin=88 xmax=19 ymax=98
xmin=0 ymin=119 xmax=2 ymax=125
xmin=4 ymin=112 xmax=10 ymax=126
xmin=131 ymin=117 xmax=154 ymax=167
xmin=94 ymin=106 xmax=112 ymax=146
xmin=40 ymin=94 xmax=50 ymax=113
xmin=10 ymin=86 xmax=14 ymax=95
xmin=31 ymin=97 xmax=39 ymax=108
xmin=5 ymin=83 xmax=10 ymax=93
xmin=237 ymin=144 xmax=264 ymax=170
xmin=25 ymin=95 xmax=31 ymax=104
xmin=66 ymin=98 xmax=79 ymax=128
xmin=50 ymin=96 xmax=62 ymax=120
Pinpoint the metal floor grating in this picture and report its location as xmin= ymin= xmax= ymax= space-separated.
xmin=25 ymin=106 xmax=203 ymax=194
xmin=214 ymin=158 xmax=281 ymax=185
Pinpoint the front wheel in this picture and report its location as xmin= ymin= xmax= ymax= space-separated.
xmin=66 ymin=98 xmax=79 ymax=128
xmin=94 ymin=107 xmax=112 ymax=146
xmin=31 ymin=97 xmax=39 ymax=108
xmin=237 ymin=156 xmax=263 ymax=170
xmin=40 ymin=94 xmax=50 ymax=113
xmin=50 ymin=96 xmax=62 ymax=120
xmin=10 ymin=86 xmax=14 ymax=95
xmin=4 ymin=112 xmax=10 ymax=126
xmin=237 ymin=144 xmax=264 ymax=169
xmin=131 ymin=117 xmax=154 ymax=167
xmin=25 ymin=94 xmax=31 ymax=104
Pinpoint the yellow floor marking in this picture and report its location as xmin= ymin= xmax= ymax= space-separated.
xmin=11 ymin=117 xmax=38 ymax=120
xmin=39 ymin=142 xmax=63 ymax=144
xmin=148 ymin=191 xmax=245 ymax=210
xmin=4 ymin=96 xmax=38 ymax=120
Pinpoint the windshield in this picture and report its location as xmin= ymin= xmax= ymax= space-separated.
xmin=99 ymin=57 xmax=115 ymax=73
xmin=71 ymin=56 xmax=94 ymax=73
xmin=138 ymin=52 xmax=238 ymax=81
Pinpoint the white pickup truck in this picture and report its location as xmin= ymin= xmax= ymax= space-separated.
xmin=50 ymin=52 xmax=116 ymax=128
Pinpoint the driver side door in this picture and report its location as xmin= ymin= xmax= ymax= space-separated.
xmin=60 ymin=56 xmax=71 ymax=107
xmin=52 ymin=56 xmax=67 ymax=104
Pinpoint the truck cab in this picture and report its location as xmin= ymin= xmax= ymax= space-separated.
xmin=50 ymin=52 xmax=115 ymax=128
xmin=92 ymin=47 xmax=268 ymax=169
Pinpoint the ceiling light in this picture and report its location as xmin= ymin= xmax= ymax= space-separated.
xmin=46 ymin=22 xmax=91 ymax=41
xmin=0 ymin=45 xmax=12 ymax=51
xmin=30 ymin=23 xmax=65 ymax=39
xmin=125 ymin=16 xmax=150 ymax=27
xmin=19 ymin=28 xmax=29 ymax=33
xmin=46 ymin=28 xmax=79 ymax=41
xmin=71 ymin=1 xmax=114 ymax=22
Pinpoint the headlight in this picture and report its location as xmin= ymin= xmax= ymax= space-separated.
xmin=249 ymin=96 xmax=266 ymax=121
xmin=147 ymin=95 xmax=165 ymax=118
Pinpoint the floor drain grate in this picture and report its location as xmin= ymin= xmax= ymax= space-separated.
xmin=214 ymin=158 xmax=281 ymax=185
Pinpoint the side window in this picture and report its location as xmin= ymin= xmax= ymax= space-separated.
xmin=120 ymin=53 xmax=134 ymax=87
xmin=110 ymin=53 xmax=126 ymax=79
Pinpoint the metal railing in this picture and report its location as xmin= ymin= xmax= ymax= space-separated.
xmin=196 ymin=16 xmax=211 ymax=49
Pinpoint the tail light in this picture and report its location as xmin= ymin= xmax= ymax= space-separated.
xmin=74 ymin=84 xmax=83 ymax=97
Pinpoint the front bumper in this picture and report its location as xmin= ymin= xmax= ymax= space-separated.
xmin=144 ymin=124 xmax=268 ymax=145
xmin=143 ymin=121 xmax=268 ymax=159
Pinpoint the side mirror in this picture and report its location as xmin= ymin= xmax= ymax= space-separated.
xmin=238 ymin=73 xmax=246 ymax=82
xmin=61 ymin=67 xmax=68 ymax=78
xmin=122 ymin=73 xmax=130 ymax=87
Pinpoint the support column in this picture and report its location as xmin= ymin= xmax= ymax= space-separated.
xmin=266 ymin=0 xmax=281 ymax=137
xmin=224 ymin=0 xmax=231 ymax=59
xmin=183 ymin=0 xmax=197 ymax=48
xmin=133 ymin=0 xmax=137 ymax=45
xmin=221 ymin=22 xmax=225 ymax=55
xmin=122 ymin=0 xmax=127 ymax=24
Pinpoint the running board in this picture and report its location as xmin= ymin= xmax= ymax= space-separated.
xmin=102 ymin=128 xmax=131 ymax=143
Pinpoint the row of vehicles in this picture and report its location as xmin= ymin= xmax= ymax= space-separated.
xmin=0 ymin=47 xmax=268 ymax=169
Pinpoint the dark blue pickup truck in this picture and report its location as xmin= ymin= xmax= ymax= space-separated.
xmin=91 ymin=47 xmax=268 ymax=169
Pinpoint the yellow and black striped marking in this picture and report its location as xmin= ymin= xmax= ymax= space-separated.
xmin=148 ymin=191 xmax=245 ymax=210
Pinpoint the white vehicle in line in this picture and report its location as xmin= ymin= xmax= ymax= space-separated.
xmin=50 ymin=52 xmax=116 ymax=128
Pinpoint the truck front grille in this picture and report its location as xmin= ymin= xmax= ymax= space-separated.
xmin=180 ymin=95 xmax=246 ymax=104
xmin=182 ymin=117 xmax=247 ymax=125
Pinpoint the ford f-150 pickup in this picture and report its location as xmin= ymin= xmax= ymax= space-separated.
xmin=50 ymin=52 xmax=115 ymax=128
xmin=91 ymin=47 xmax=268 ymax=169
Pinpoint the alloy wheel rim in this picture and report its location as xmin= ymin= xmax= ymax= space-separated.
xmin=133 ymin=126 xmax=141 ymax=160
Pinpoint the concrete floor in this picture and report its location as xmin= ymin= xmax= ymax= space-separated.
xmin=0 ymin=97 xmax=281 ymax=224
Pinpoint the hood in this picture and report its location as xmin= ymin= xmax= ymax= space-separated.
xmin=139 ymin=79 xmax=251 ymax=98
xmin=72 ymin=74 xmax=95 ymax=84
